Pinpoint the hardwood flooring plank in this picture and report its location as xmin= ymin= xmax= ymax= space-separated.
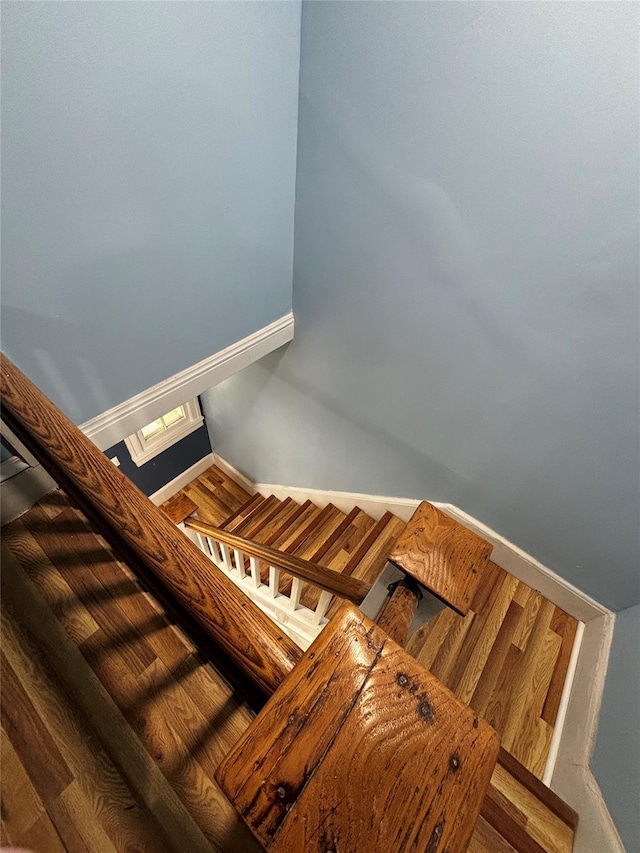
xmin=233 ymin=495 xmax=283 ymax=539
xmin=262 ymin=500 xmax=311 ymax=547
xmin=542 ymin=608 xmax=579 ymax=727
xmin=23 ymin=506 xmax=158 ymax=675
xmin=220 ymin=493 xmax=263 ymax=530
xmin=269 ymin=503 xmax=322 ymax=551
xmin=451 ymin=573 xmax=520 ymax=703
xmin=513 ymin=588 xmax=544 ymax=651
xmin=490 ymin=763 xmax=575 ymax=853
xmin=320 ymin=510 xmax=376 ymax=573
xmin=19 ymin=810 xmax=67 ymax=853
xmin=48 ymin=778 xmax=118 ymax=853
xmin=406 ymin=607 xmax=459 ymax=670
xmin=1 ymin=542 xmax=225 ymax=853
xmin=468 ymin=815 xmax=518 ymax=853
xmin=1 ymin=602 xmax=172 ymax=853
xmin=429 ymin=610 xmax=476 ymax=684
xmin=508 ymin=628 xmax=561 ymax=775
xmin=0 ymin=651 xmax=73 ymax=806
xmin=0 ymin=726 xmax=46 ymax=840
xmin=2 ymin=518 xmax=100 ymax=644
xmin=470 ymin=600 xmax=524 ymax=717
xmin=471 ymin=561 xmax=505 ymax=613
xmin=483 ymin=644 xmax=524 ymax=736
xmin=500 ymin=599 xmax=556 ymax=755
xmin=204 ymin=466 xmax=253 ymax=507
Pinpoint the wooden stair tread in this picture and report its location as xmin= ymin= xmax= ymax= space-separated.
xmin=160 ymin=493 xmax=198 ymax=526
xmin=481 ymin=760 xmax=575 ymax=853
xmin=289 ymin=504 xmax=346 ymax=560
xmin=246 ymin=498 xmax=300 ymax=545
xmin=319 ymin=509 xmax=377 ymax=573
xmin=389 ymin=502 xmax=492 ymax=616
xmin=232 ymin=495 xmax=284 ymax=539
xmin=216 ymin=602 xmax=499 ymax=853
xmin=344 ymin=511 xmax=406 ymax=583
xmin=266 ymin=501 xmax=317 ymax=551
xmin=222 ymin=495 xmax=269 ymax=534
xmin=203 ymin=465 xmax=253 ymax=506
xmin=220 ymin=493 xmax=263 ymax=530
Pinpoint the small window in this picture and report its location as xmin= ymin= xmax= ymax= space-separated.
xmin=124 ymin=399 xmax=204 ymax=466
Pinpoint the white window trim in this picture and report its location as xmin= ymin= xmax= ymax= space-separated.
xmin=124 ymin=398 xmax=204 ymax=467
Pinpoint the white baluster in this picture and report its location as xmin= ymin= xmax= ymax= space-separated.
xmin=219 ymin=542 xmax=233 ymax=573
xmin=195 ymin=532 xmax=211 ymax=557
xmin=207 ymin=537 xmax=224 ymax=568
xmin=249 ymin=556 xmax=261 ymax=588
xmin=312 ymin=590 xmax=333 ymax=625
xmin=289 ymin=577 xmax=303 ymax=611
xmin=233 ymin=548 xmax=245 ymax=579
xmin=268 ymin=566 xmax=280 ymax=598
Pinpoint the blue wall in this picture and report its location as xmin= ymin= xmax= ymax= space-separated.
xmin=203 ymin=1 xmax=639 ymax=612
xmin=592 ymin=604 xmax=640 ymax=851
xmin=1 ymin=1 xmax=300 ymax=424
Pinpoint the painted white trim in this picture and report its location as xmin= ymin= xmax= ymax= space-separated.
xmin=433 ymin=503 xmax=609 ymax=624
xmin=124 ymin=399 xmax=204 ymax=467
xmin=80 ymin=314 xmax=295 ymax=451
xmin=543 ymin=619 xmax=585 ymax=785
xmin=148 ymin=454 xmax=215 ymax=506
xmin=550 ymin=611 xmax=623 ymax=853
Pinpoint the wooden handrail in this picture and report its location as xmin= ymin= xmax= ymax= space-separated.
xmin=0 ymin=353 xmax=302 ymax=696
xmin=185 ymin=517 xmax=372 ymax=605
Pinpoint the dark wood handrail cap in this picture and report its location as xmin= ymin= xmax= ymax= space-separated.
xmin=389 ymin=501 xmax=492 ymax=616
xmin=216 ymin=602 xmax=500 ymax=853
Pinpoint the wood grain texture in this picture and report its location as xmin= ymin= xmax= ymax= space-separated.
xmin=408 ymin=560 xmax=578 ymax=781
xmin=389 ymin=501 xmax=492 ymax=615
xmin=375 ymin=578 xmax=421 ymax=646
xmin=0 ymin=353 xmax=301 ymax=696
xmin=483 ymin=761 xmax=575 ymax=853
xmin=217 ymin=602 xmax=500 ymax=853
xmin=160 ymin=492 xmax=198 ymax=525
xmin=1 ymin=506 xmax=261 ymax=853
xmin=185 ymin=517 xmax=372 ymax=604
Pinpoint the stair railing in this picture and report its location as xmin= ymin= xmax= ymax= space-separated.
xmin=0 ymin=353 xmax=303 ymax=697
xmin=184 ymin=517 xmax=372 ymax=649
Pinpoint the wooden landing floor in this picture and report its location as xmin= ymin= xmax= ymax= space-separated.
xmin=1 ymin=492 xmax=260 ymax=853
xmin=407 ymin=560 xmax=578 ymax=778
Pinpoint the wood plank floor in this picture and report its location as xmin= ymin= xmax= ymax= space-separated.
xmin=407 ymin=560 xmax=578 ymax=778
xmin=1 ymin=492 xmax=260 ymax=853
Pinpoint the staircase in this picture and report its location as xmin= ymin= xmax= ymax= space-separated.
xmin=1 ymin=355 xmax=578 ymax=853
xmin=163 ymin=463 xmax=578 ymax=853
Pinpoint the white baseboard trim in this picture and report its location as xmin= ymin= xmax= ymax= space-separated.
xmin=433 ymin=503 xmax=609 ymax=624
xmin=212 ymin=453 xmax=620 ymax=850
xmin=80 ymin=314 xmax=295 ymax=451
xmin=0 ymin=464 xmax=57 ymax=526
xmin=551 ymin=611 xmax=623 ymax=853
xmin=148 ymin=454 xmax=215 ymax=506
